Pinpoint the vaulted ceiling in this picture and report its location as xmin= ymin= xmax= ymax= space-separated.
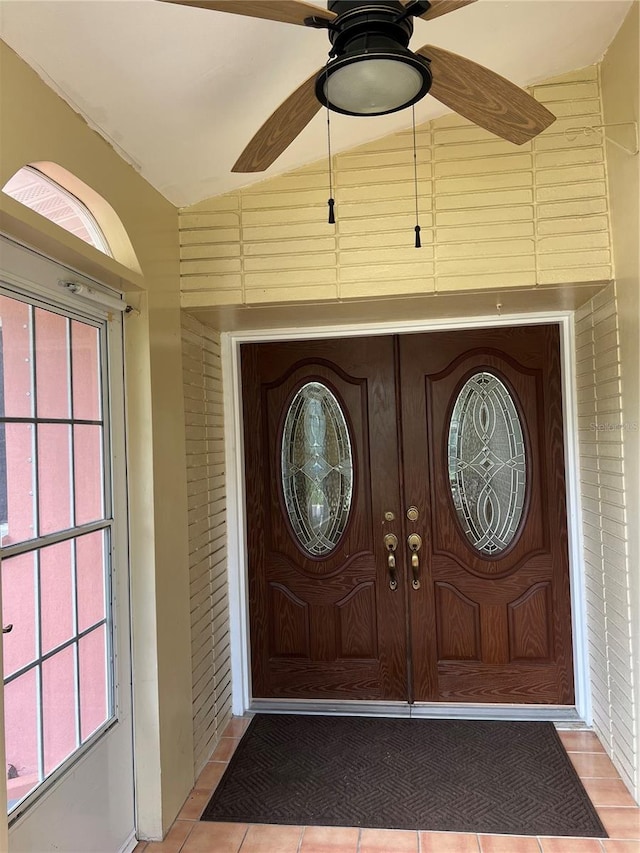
xmin=0 ymin=0 xmax=634 ymax=206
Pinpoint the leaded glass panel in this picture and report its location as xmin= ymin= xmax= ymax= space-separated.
xmin=448 ymin=371 xmax=526 ymax=555
xmin=281 ymin=382 xmax=353 ymax=556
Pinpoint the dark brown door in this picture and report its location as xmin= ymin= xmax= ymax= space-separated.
xmin=241 ymin=336 xmax=408 ymax=700
xmin=241 ymin=325 xmax=574 ymax=705
xmin=400 ymin=325 xmax=574 ymax=704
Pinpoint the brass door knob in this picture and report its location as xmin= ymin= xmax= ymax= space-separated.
xmin=384 ymin=533 xmax=398 ymax=590
xmin=407 ymin=533 xmax=422 ymax=589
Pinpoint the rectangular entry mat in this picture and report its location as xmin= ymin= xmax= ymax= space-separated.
xmin=201 ymin=715 xmax=607 ymax=837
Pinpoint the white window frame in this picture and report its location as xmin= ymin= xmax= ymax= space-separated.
xmin=2 ymin=166 xmax=113 ymax=258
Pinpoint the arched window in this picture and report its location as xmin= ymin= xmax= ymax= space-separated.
xmin=3 ymin=165 xmax=113 ymax=257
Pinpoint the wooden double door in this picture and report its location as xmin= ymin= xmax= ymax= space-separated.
xmin=241 ymin=324 xmax=574 ymax=705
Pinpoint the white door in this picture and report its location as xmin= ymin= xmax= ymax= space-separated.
xmin=0 ymin=239 xmax=135 ymax=852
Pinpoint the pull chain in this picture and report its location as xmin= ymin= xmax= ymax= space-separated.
xmin=326 ymin=65 xmax=336 ymax=225
xmin=412 ymin=105 xmax=421 ymax=248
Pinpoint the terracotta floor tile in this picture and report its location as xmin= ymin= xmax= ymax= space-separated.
xmin=601 ymin=840 xmax=640 ymax=852
xmin=145 ymin=820 xmax=195 ymax=853
xmin=598 ymin=808 xmax=640 ymax=840
xmin=177 ymin=789 xmax=213 ymax=821
xmin=479 ymin=835 xmax=540 ymax=852
xmin=582 ymin=778 xmax=638 ymax=807
xmin=419 ymin=832 xmax=480 ymax=852
xmin=539 ymin=838 xmax=604 ymax=853
xmin=211 ymin=737 xmax=242 ymax=762
xmin=181 ymin=822 xmax=248 ymax=853
xmin=558 ymin=731 xmax=606 ymax=754
xmin=195 ymin=761 xmax=227 ymax=792
xmin=359 ymin=827 xmax=419 ymax=852
xmin=223 ymin=717 xmax=253 ymax=738
xmin=571 ymin=753 xmax=622 ymax=779
xmin=238 ymin=824 xmax=303 ymax=852
xmin=133 ymin=844 xmax=148 ymax=852
xmin=299 ymin=825 xmax=360 ymax=852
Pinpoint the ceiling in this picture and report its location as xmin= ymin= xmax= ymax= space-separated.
xmin=0 ymin=0 xmax=633 ymax=207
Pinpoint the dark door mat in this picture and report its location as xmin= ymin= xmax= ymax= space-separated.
xmin=201 ymin=714 xmax=607 ymax=837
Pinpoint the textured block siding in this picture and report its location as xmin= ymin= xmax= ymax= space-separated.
xmin=575 ymin=282 xmax=636 ymax=798
xmin=181 ymin=313 xmax=231 ymax=775
xmin=179 ymin=65 xmax=612 ymax=307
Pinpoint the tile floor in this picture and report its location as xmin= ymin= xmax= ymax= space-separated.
xmin=133 ymin=719 xmax=640 ymax=853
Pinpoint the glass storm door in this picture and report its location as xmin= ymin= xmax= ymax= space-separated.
xmin=241 ymin=325 xmax=574 ymax=705
xmin=0 ymin=240 xmax=134 ymax=852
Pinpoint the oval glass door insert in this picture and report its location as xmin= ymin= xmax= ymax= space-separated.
xmin=281 ymin=381 xmax=353 ymax=556
xmin=448 ymin=371 xmax=527 ymax=555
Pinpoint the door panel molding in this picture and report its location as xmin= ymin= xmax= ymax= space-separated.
xmin=434 ymin=582 xmax=482 ymax=662
xmin=507 ymin=581 xmax=554 ymax=663
xmin=271 ymin=548 xmax=372 ymax=580
xmin=223 ymin=310 xmax=590 ymax=722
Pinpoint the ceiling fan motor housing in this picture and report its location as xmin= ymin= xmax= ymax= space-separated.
xmin=328 ymin=1 xmax=415 ymax=53
xmin=317 ymin=2 xmax=433 ymax=116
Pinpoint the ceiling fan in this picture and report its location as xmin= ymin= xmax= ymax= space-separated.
xmin=160 ymin=0 xmax=556 ymax=173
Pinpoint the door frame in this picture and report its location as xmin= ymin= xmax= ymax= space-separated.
xmin=222 ymin=309 xmax=590 ymax=723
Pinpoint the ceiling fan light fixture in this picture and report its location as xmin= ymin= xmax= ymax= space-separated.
xmin=317 ymin=48 xmax=432 ymax=116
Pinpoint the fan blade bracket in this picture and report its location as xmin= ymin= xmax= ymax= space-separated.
xmin=415 ymin=0 xmax=478 ymax=21
xmin=158 ymin=1 xmax=336 ymax=28
xmin=304 ymin=15 xmax=335 ymax=30
xmin=395 ymin=1 xmax=432 ymax=24
xmin=405 ymin=1 xmax=433 ymax=16
xmin=304 ymin=15 xmax=335 ymax=29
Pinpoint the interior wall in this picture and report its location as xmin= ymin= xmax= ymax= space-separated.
xmin=575 ymin=282 xmax=636 ymax=798
xmin=0 ymin=41 xmax=193 ymax=840
xmin=181 ymin=314 xmax=232 ymax=775
xmin=180 ymin=65 xmax=612 ymax=310
xmin=600 ymin=0 xmax=640 ymax=803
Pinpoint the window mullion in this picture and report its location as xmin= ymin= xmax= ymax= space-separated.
xmin=73 ymin=641 xmax=81 ymax=750
xmin=99 ymin=318 xmax=115 ymax=720
xmin=35 ymin=550 xmax=44 ymax=787
xmin=72 ymin=536 xmax=81 ymax=746
xmin=100 ymin=319 xmax=110 ymax=518
xmin=0 ymin=519 xmax=113 ymax=559
xmin=105 ymin=529 xmax=115 ymax=719
xmin=0 ymin=418 xmax=104 ymax=426
xmin=29 ymin=305 xmax=39 ymax=540
xmin=5 ymin=618 xmax=109 ymax=686
xmin=68 ymin=317 xmax=76 ymax=530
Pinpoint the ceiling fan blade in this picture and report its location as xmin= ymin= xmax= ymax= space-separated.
xmin=417 ymin=44 xmax=555 ymax=144
xmin=158 ymin=0 xmax=335 ymax=26
xmin=232 ymin=70 xmax=323 ymax=172
xmin=411 ymin=0 xmax=478 ymax=21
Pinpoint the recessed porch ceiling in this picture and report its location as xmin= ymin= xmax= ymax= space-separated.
xmin=0 ymin=0 xmax=634 ymax=206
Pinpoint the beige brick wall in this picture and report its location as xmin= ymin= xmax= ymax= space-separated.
xmin=181 ymin=314 xmax=231 ymax=775
xmin=575 ymin=282 xmax=636 ymax=797
xmin=600 ymin=0 xmax=640 ymax=805
xmin=180 ymin=65 xmax=612 ymax=309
